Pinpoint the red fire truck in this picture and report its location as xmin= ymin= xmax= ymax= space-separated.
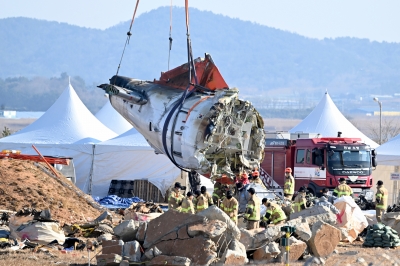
xmin=260 ymin=134 xmax=377 ymax=197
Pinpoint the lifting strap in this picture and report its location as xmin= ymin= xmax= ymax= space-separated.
xmin=168 ymin=0 xmax=173 ymax=70
xmin=114 ymin=0 xmax=140 ymax=78
xmin=161 ymin=0 xmax=199 ymax=172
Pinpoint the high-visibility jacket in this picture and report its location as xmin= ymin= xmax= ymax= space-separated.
xmin=333 ymin=183 xmax=353 ymax=197
xmin=263 ymin=203 xmax=287 ymax=224
xmin=284 ymin=175 xmax=295 ymax=195
xmin=293 ymin=193 xmax=307 ymax=213
xmin=244 ymin=194 xmax=261 ymax=221
xmin=203 ymin=192 xmax=214 ymax=205
xmin=221 ymin=197 xmax=238 ymax=224
xmin=180 ymin=197 xmax=195 ymax=214
xmin=195 ymin=194 xmax=208 ymax=212
xmin=168 ymin=190 xmax=184 ymax=210
xmin=376 ymin=185 xmax=388 ymax=210
xmin=213 ymin=182 xmax=225 ymax=201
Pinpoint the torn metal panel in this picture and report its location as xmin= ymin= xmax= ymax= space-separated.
xmin=98 ymin=54 xmax=265 ymax=179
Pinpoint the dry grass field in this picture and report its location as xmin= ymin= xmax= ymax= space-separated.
xmin=0 ymin=118 xmax=36 ymax=134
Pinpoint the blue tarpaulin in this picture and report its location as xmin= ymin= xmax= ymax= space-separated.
xmin=94 ymin=195 xmax=143 ymax=208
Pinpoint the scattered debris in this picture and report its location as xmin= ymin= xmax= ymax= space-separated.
xmin=382 ymin=212 xmax=400 ymax=235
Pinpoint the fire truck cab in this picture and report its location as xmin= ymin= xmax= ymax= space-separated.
xmin=261 ymin=132 xmax=377 ymax=197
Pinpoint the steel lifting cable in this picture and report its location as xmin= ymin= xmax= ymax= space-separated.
xmin=114 ymin=0 xmax=140 ymax=79
xmin=161 ymin=0 xmax=199 ymax=172
xmin=168 ymin=0 xmax=173 ymax=70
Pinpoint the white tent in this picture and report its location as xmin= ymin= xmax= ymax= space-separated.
xmin=0 ymin=83 xmax=117 ymax=144
xmin=376 ymin=134 xmax=400 ymax=165
xmin=289 ymin=92 xmax=379 ymax=148
xmin=89 ymin=128 xmax=181 ymax=197
xmin=0 ymin=83 xmax=117 ymax=190
xmin=95 ymin=100 xmax=133 ymax=135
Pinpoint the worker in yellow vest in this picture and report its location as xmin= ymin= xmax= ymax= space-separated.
xmin=180 ymin=192 xmax=195 ymax=214
xmin=212 ymin=182 xmax=226 ymax=206
xmin=292 ymin=187 xmax=307 ymax=213
xmin=262 ymin=201 xmax=287 ymax=226
xmin=244 ymin=188 xmax=261 ymax=230
xmin=220 ymin=190 xmax=239 ymax=225
xmin=375 ymin=180 xmax=389 ymax=223
xmin=283 ymin=167 xmax=295 ymax=200
xmin=168 ymin=182 xmax=184 ymax=211
xmin=333 ymin=178 xmax=353 ymax=198
xmin=194 ymin=190 xmax=208 ymax=213
xmin=201 ymin=186 xmax=214 ymax=206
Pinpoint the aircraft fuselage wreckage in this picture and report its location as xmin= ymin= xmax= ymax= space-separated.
xmin=99 ymin=54 xmax=265 ymax=180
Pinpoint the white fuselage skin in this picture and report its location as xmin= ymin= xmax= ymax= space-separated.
xmin=109 ymin=81 xmax=216 ymax=172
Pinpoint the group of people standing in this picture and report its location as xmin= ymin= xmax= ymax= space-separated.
xmin=168 ymin=167 xmax=389 ymax=230
xmin=168 ymin=181 xmax=240 ymax=225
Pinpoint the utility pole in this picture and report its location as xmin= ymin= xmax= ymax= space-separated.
xmin=373 ymin=97 xmax=382 ymax=144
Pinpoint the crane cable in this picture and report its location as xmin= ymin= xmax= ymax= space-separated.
xmin=168 ymin=0 xmax=173 ymax=70
xmin=114 ymin=0 xmax=140 ymax=78
xmin=161 ymin=0 xmax=199 ymax=172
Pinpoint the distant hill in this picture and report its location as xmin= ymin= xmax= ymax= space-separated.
xmin=1 ymin=7 xmax=400 ymax=97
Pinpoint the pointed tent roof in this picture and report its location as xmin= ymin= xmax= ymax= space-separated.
xmin=376 ymin=134 xmax=400 ymax=165
xmin=95 ymin=100 xmax=133 ymax=135
xmin=0 ymin=83 xmax=117 ymax=144
xmin=289 ymin=92 xmax=379 ymax=148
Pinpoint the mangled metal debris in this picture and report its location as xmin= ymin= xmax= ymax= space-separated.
xmin=99 ymin=54 xmax=265 ymax=179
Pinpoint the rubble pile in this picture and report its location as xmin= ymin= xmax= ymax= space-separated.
xmin=0 ymin=158 xmax=102 ymax=224
xmin=123 ymin=202 xmax=164 ymax=222
xmin=125 ymin=202 xmax=164 ymax=214
xmin=363 ymin=224 xmax=400 ymax=248
xmin=382 ymin=212 xmax=400 ymax=235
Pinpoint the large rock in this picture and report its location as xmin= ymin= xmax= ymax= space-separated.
xmin=113 ymin=220 xmax=139 ymax=242
xmin=102 ymin=240 xmax=124 ymax=256
xmin=253 ymin=226 xmax=285 ymax=248
xmin=96 ymin=253 xmax=122 ymax=266
xmin=253 ymin=242 xmax=280 ymax=261
xmin=308 ymin=221 xmax=341 ymax=257
xmin=123 ymin=240 xmax=141 ymax=262
xmin=382 ymin=212 xmax=400 ymax=235
xmin=188 ymin=220 xmax=227 ymax=238
xmin=222 ymin=249 xmax=248 ymax=265
xmin=279 ymin=236 xmax=306 ymax=262
xmin=285 ymin=218 xmax=312 ymax=241
xmin=151 ymin=236 xmax=217 ymax=265
xmin=228 ymin=239 xmax=247 ymax=258
xmin=148 ymin=255 xmax=191 ymax=266
xmin=144 ymin=210 xmax=205 ymax=248
xmin=196 ymin=206 xmax=240 ymax=240
xmin=239 ymin=228 xmax=265 ymax=250
xmin=239 ymin=226 xmax=284 ymax=251
xmin=143 ymin=246 xmax=162 ymax=260
xmin=136 ymin=222 xmax=147 ymax=242
xmin=290 ymin=205 xmax=331 ymax=220
xmin=304 ymin=212 xmax=337 ymax=226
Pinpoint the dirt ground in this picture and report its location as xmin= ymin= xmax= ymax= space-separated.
xmin=0 ymin=158 xmax=101 ymax=224
xmin=0 ymin=249 xmax=93 ymax=266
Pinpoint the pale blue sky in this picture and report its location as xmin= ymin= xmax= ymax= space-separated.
xmin=1 ymin=0 xmax=399 ymax=42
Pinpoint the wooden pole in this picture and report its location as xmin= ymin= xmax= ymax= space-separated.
xmin=32 ymin=145 xmax=60 ymax=178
